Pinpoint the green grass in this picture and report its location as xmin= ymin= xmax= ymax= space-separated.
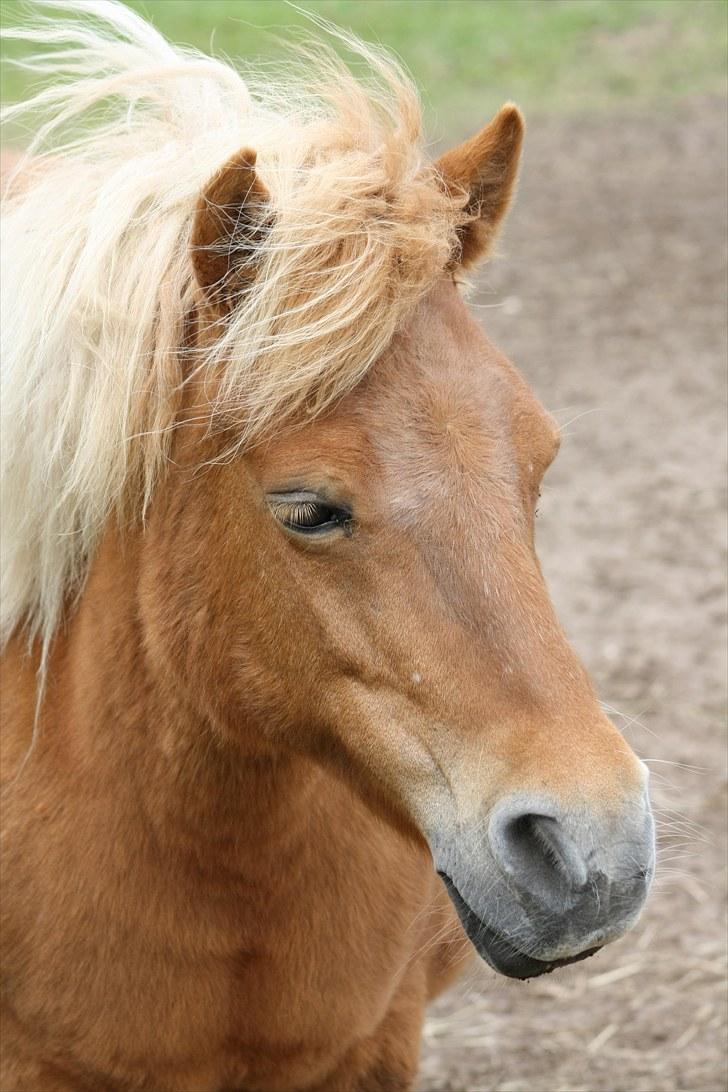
xmin=2 ymin=0 xmax=726 ymax=128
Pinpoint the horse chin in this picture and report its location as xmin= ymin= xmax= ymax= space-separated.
xmin=438 ymin=872 xmax=602 ymax=981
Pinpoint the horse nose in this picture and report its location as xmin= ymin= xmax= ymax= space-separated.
xmin=488 ymin=795 xmax=654 ymax=919
xmin=492 ymin=811 xmax=589 ymax=897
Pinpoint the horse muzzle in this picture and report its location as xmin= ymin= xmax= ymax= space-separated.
xmin=433 ymin=790 xmax=655 ymax=980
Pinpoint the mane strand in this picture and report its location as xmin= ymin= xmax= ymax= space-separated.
xmin=0 ymin=0 xmax=462 ymax=656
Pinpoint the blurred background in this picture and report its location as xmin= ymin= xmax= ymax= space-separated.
xmin=2 ymin=2 xmax=726 ymax=1090
xmin=3 ymin=0 xmax=727 ymax=120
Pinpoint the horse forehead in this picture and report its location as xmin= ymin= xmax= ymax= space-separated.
xmin=361 ymin=281 xmax=556 ymax=510
xmin=251 ymin=279 xmax=556 ymax=505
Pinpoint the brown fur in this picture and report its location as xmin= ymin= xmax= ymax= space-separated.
xmin=437 ymin=105 xmax=524 ymax=266
xmin=1 ymin=124 xmax=645 ymax=1092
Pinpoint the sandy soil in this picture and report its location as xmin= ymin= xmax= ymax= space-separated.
xmin=419 ymin=98 xmax=727 ymax=1092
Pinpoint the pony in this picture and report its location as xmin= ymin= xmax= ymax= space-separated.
xmin=0 ymin=3 xmax=655 ymax=1089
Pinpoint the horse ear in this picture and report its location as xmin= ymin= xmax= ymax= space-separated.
xmin=436 ymin=104 xmax=524 ymax=269
xmin=190 ymin=148 xmax=271 ymax=312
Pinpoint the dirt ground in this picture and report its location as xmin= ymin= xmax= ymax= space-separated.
xmin=419 ymin=98 xmax=727 ymax=1092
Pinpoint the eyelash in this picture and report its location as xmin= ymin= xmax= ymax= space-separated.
xmin=268 ymin=495 xmax=353 ymax=536
xmin=280 ymin=500 xmax=327 ymax=527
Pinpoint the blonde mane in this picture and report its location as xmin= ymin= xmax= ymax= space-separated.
xmin=0 ymin=0 xmax=462 ymax=656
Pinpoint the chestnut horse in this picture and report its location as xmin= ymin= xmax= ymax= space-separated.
xmin=0 ymin=3 xmax=654 ymax=1090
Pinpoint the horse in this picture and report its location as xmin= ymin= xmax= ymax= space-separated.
xmin=0 ymin=3 xmax=655 ymax=1090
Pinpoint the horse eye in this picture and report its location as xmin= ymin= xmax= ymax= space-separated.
xmin=267 ymin=492 xmax=353 ymax=536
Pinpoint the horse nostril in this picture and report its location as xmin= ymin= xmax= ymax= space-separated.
xmin=482 ymin=796 xmax=654 ymax=943
xmin=491 ymin=810 xmax=589 ymax=900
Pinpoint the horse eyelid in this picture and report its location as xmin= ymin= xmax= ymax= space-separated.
xmin=266 ymin=493 xmax=354 ymax=536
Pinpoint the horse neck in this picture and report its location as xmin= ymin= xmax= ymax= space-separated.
xmin=36 ymin=525 xmax=324 ymax=864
